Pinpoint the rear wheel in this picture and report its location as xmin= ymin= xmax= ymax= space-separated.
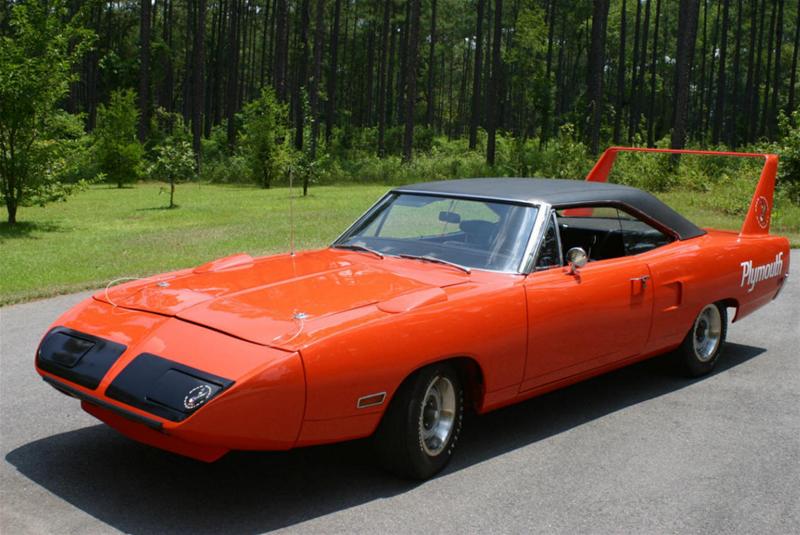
xmin=678 ymin=303 xmax=727 ymax=377
xmin=374 ymin=363 xmax=464 ymax=480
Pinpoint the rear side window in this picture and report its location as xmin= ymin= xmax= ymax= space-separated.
xmin=554 ymin=206 xmax=672 ymax=261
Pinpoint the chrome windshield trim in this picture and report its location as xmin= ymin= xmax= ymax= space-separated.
xmin=520 ymin=202 xmax=553 ymax=274
xmin=553 ymin=210 xmax=564 ymax=267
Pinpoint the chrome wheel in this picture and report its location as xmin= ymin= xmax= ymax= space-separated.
xmin=419 ymin=375 xmax=456 ymax=456
xmin=693 ymin=305 xmax=722 ymax=362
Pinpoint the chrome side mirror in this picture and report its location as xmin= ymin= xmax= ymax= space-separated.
xmin=566 ymin=247 xmax=588 ymax=274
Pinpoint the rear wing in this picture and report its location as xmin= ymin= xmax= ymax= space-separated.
xmin=586 ymin=147 xmax=779 ymax=237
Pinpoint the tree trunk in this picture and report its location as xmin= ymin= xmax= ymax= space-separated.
xmin=554 ymin=14 xmax=566 ymax=124
xmin=211 ymin=0 xmax=227 ymax=129
xmin=749 ymin=0 xmax=767 ymax=141
xmin=192 ymin=0 xmax=206 ymax=167
xmin=693 ymin=0 xmax=708 ymax=138
xmin=759 ymin=0 xmax=777 ymax=137
xmin=426 ymin=0 xmax=437 ymax=127
xmin=308 ymin=0 xmax=324 ymax=194
xmin=586 ymin=0 xmax=610 ymax=156
xmin=377 ymin=0 xmax=391 ymax=155
xmin=294 ymin=0 xmax=310 ymax=151
xmin=226 ymin=0 xmax=241 ymax=148
xmin=613 ymin=0 xmax=627 ymax=144
xmin=85 ymin=3 xmax=102 ymax=130
xmin=702 ymin=0 xmax=721 ymax=136
xmin=259 ymin=0 xmax=271 ymax=87
xmin=712 ymin=0 xmax=729 ymax=145
xmin=628 ymin=0 xmax=642 ymax=141
xmin=743 ymin=0 xmax=758 ymax=143
xmin=457 ymin=44 xmax=470 ymax=137
xmin=402 ymin=0 xmax=422 ymax=162
xmin=138 ymin=0 xmax=152 ymax=142
xmin=326 ymin=0 xmax=343 ymax=141
xmin=541 ymin=0 xmax=556 ymax=145
xmin=788 ymin=0 xmax=800 ymax=119
xmin=768 ymin=0 xmax=784 ymax=136
xmin=273 ymin=0 xmax=289 ymax=101
xmin=6 ymin=201 xmax=17 ymax=226
xmin=469 ymin=0 xmax=485 ymax=150
xmin=364 ymin=26 xmax=376 ymax=125
xmin=485 ymin=0 xmax=503 ymax=165
xmin=630 ymin=0 xmax=650 ymax=140
xmin=386 ymin=17 xmax=397 ymax=128
xmin=647 ymin=0 xmax=661 ymax=147
xmin=670 ymin=0 xmax=700 ymax=153
xmin=730 ymin=0 xmax=742 ymax=146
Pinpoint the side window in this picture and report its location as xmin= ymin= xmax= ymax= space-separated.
xmin=535 ymin=214 xmax=561 ymax=270
xmin=616 ymin=210 xmax=673 ymax=255
xmin=556 ymin=205 xmax=672 ymax=261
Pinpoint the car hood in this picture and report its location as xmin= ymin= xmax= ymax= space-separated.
xmin=94 ymin=249 xmax=467 ymax=348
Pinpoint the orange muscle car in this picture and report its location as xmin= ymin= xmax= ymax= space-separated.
xmin=36 ymin=147 xmax=790 ymax=479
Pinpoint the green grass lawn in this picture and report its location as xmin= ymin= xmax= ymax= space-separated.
xmin=0 ymin=183 xmax=389 ymax=305
xmin=1 ymin=182 xmax=798 ymax=306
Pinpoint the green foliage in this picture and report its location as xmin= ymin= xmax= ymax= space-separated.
xmin=240 ymin=87 xmax=293 ymax=188
xmin=149 ymin=107 xmax=192 ymax=150
xmin=93 ymin=89 xmax=144 ymax=187
xmin=774 ymin=112 xmax=800 ymax=204
xmin=0 ymin=0 xmax=95 ymax=224
xmin=148 ymin=140 xmax=196 ymax=208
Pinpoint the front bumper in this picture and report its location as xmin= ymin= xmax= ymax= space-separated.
xmin=36 ymin=299 xmax=306 ymax=461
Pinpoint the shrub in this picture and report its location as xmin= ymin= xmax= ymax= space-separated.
xmin=93 ymin=89 xmax=143 ymax=188
xmin=201 ymin=155 xmax=252 ymax=184
xmin=240 ymin=87 xmax=293 ymax=188
xmin=775 ymin=111 xmax=800 ymax=204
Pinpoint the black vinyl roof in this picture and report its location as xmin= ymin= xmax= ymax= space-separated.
xmin=393 ymin=178 xmax=705 ymax=240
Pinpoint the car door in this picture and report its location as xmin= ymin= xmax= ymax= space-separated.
xmin=520 ymin=207 xmax=655 ymax=391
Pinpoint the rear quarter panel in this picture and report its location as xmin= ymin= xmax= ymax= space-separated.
xmin=645 ymin=231 xmax=790 ymax=353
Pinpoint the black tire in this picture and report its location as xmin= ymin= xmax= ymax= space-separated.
xmin=677 ymin=302 xmax=728 ymax=377
xmin=374 ymin=363 xmax=464 ymax=480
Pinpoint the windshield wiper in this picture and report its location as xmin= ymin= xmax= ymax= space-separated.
xmin=397 ymin=254 xmax=471 ymax=274
xmin=332 ymin=243 xmax=384 ymax=259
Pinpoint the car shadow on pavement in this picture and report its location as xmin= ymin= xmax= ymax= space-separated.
xmin=6 ymin=342 xmax=765 ymax=534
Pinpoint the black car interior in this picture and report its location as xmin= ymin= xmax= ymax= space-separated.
xmin=536 ymin=206 xmax=674 ymax=269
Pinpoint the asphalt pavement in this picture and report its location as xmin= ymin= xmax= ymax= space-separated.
xmin=1 ymin=252 xmax=799 ymax=534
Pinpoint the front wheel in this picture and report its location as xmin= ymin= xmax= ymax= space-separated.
xmin=374 ymin=363 xmax=464 ymax=480
xmin=678 ymin=302 xmax=728 ymax=377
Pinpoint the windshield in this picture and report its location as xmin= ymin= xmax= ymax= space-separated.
xmin=335 ymin=193 xmax=539 ymax=272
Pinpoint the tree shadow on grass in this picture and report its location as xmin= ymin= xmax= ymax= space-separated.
xmin=135 ymin=205 xmax=180 ymax=211
xmin=0 ymin=220 xmax=62 ymax=241
xmin=5 ymin=343 xmax=765 ymax=534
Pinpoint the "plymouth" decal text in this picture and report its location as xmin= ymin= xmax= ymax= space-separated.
xmin=740 ymin=252 xmax=784 ymax=293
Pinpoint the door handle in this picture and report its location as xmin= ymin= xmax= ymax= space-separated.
xmin=630 ymin=275 xmax=650 ymax=289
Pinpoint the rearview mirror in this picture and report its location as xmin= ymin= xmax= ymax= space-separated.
xmin=566 ymin=247 xmax=588 ymax=274
xmin=438 ymin=211 xmax=461 ymax=224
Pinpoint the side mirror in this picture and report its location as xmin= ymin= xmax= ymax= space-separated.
xmin=566 ymin=247 xmax=588 ymax=274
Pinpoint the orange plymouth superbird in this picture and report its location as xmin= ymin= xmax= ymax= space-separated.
xmin=36 ymin=148 xmax=790 ymax=479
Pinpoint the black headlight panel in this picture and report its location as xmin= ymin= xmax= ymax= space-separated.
xmin=106 ymin=353 xmax=233 ymax=422
xmin=37 ymin=327 xmax=127 ymax=389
